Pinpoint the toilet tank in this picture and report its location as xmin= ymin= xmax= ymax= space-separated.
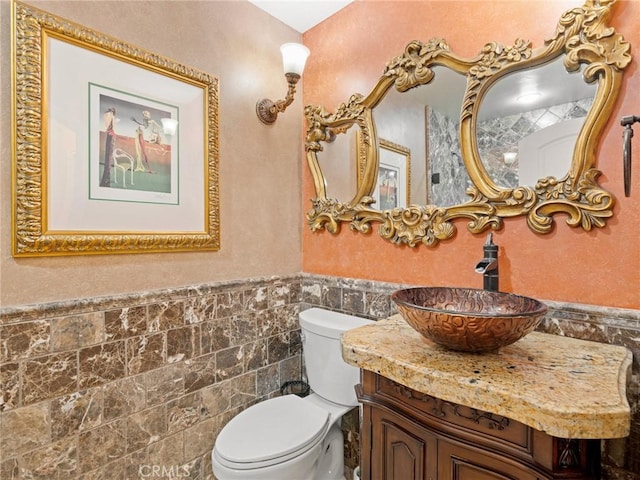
xmin=299 ymin=308 xmax=373 ymax=407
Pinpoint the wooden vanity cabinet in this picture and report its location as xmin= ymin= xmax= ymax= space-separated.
xmin=357 ymin=371 xmax=600 ymax=480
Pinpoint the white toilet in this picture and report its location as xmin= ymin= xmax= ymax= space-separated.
xmin=211 ymin=307 xmax=372 ymax=480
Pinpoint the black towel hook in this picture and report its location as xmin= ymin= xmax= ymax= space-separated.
xmin=621 ymin=115 xmax=640 ymax=197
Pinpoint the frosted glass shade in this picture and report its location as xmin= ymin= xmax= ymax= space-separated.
xmin=161 ymin=118 xmax=178 ymax=135
xmin=280 ymin=43 xmax=310 ymax=76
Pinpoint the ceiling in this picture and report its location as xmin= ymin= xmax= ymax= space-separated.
xmin=248 ymin=0 xmax=354 ymax=33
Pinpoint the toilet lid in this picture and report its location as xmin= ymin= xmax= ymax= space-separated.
xmin=215 ymin=394 xmax=330 ymax=468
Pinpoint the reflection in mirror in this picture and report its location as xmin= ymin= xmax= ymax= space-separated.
xmin=373 ymin=66 xmax=468 ymax=207
xmin=478 ymin=59 xmax=596 ymax=188
xmin=518 ymin=117 xmax=585 ymax=186
xmin=357 ymin=134 xmax=412 ymax=209
xmin=372 ymin=83 xmax=426 ymax=205
xmin=319 ymin=126 xmax=359 ymax=202
xmin=374 ymin=139 xmax=411 ymax=209
xmin=427 ymin=113 xmax=468 ymax=206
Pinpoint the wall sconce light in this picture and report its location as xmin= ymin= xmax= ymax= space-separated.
xmin=256 ymin=42 xmax=310 ymax=125
xmin=503 ymin=152 xmax=518 ymax=165
xmin=161 ymin=118 xmax=178 ymax=135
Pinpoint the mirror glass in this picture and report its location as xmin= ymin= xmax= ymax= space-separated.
xmin=319 ymin=126 xmax=359 ymax=202
xmin=477 ymin=59 xmax=596 ymax=188
xmin=373 ymin=66 xmax=468 ymax=207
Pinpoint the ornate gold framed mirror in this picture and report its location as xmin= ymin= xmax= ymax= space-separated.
xmin=304 ymin=0 xmax=631 ymax=247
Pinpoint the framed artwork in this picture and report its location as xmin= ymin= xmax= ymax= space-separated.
xmin=11 ymin=2 xmax=220 ymax=256
xmin=372 ymin=139 xmax=411 ymax=210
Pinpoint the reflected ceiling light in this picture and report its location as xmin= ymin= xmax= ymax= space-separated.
xmin=257 ymin=42 xmax=310 ymax=125
xmin=516 ymin=92 xmax=542 ymax=105
xmin=503 ymin=152 xmax=518 ymax=165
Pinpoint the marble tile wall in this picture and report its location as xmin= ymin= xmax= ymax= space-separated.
xmin=1 ymin=273 xmax=638 ymax=479
xmin=427 ymin=106 xmax=469 ymax=208
xmin=0 ymin=276 xmax=303 ymax=479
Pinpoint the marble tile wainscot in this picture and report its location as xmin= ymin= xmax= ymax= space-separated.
xmin=0 ymin=275 xmax=304 ymax=479
xmin=1 ymin=273 xmax=638 ymax=479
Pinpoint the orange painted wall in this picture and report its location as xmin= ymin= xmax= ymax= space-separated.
xmin=302 ymin=0 xmax=640 ymax=309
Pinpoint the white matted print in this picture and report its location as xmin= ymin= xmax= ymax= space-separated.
xmin=47 ymin=37 xmax=202 ymax=233
xmin=12 ymin=2 xmax=220 ymax=256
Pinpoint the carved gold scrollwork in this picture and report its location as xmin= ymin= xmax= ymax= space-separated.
xmin=304 ymin=0 xmax=631 ymax=247
xmin=385 ymin=38 xmax=452 ymax=92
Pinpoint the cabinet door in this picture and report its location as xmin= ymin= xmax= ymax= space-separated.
xmin=371 ymin=408 xmax=438 ymax=480
xmin=438 ymin=440 xmax=541 ymax=480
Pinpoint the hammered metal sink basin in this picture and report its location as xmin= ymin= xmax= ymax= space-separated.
xmin=391 ymin=287 xmax=548 ymax=353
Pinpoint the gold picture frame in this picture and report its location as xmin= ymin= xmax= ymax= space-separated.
xmin=375 ymin=139 xmax=411 ymax=209
xmin=11 ymin=2 xmax=220 ymax=256
xmin=356 ymin=133 xmax=411 ymax=209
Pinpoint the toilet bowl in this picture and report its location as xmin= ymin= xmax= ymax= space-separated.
xmin=211 ymin=308 xmax=373 ymax=480
xmin=211 ymin=393 xmax=349 ymax=480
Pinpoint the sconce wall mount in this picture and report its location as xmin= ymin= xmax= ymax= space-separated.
xmin=257 ymin=43 xmax=309 ymax=125
xmin=256 ymin=72 xmax=301 ymax=125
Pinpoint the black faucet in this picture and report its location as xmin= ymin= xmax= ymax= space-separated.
xmin=475 ymin=233 xmax=499 ymax=292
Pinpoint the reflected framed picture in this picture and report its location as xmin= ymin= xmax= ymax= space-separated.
xmin=373 ymin=139 xmax=411 ymax=210
xmin=11 ymin=2 xmax=220 ymax=256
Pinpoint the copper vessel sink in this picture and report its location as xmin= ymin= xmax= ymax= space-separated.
xmin=391 ymin=287 xmax=548 ymax=353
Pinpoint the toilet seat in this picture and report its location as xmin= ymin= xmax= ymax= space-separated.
xmin=214 ymin=394 xmax=330 ymax=470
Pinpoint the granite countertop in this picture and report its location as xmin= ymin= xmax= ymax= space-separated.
xmin=342 ymin=315 xmax=632 ymax=439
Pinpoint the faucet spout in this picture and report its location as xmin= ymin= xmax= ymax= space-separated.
xmin=475 ymin=258 xmax=498 ymax=274
xmin=475 ymin=233 xmax=499 ymax=291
